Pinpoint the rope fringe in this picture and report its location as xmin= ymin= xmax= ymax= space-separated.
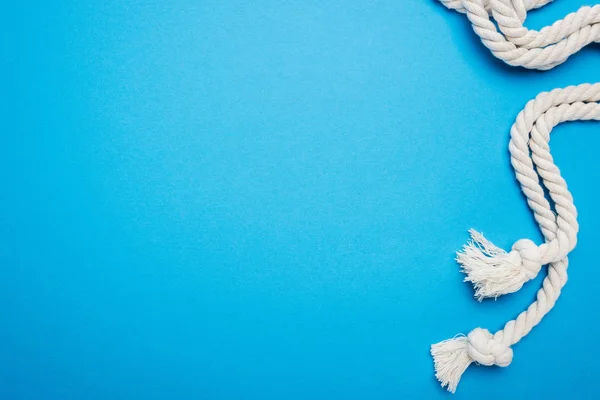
xmin=457 ymin=230 xmax=536 ymax=300
xmin=431 ymin=337 xmax=472 ymax=394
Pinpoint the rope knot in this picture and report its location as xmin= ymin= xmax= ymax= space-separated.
xmin=511 ymin=238 xmax=543 ymax=278
xmin=467 ymin=328 xmax=513 ymax=367
xmin=431 ymin=327 xmax=515 ymax=392
xmin=457 ymin=230 xmax=545 ymax=299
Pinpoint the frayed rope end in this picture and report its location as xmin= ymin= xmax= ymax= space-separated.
xmin=456 ymin=230 xmax=531 ymax=301
xmin=431 ymin=336 xmax=472 ymax=393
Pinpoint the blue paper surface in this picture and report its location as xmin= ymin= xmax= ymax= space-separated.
xmin=2 ymin=1 xmax=600 ymax=398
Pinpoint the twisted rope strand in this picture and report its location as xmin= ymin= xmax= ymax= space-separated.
xmin=431 ymin=0 xmax=600 ymax=391
xmin=441 ymin=0 xmax=552 ymax=16
xmin=467 ymin=0 xmax=600 ymax=69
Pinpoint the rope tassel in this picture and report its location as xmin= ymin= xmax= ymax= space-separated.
xmin=431 ymin=337 xmax=471 ymax=394
xmin=431 ymin=329 xmax=513 ymax=393
xmin=457 ymin=229 xmax=542 ymax=300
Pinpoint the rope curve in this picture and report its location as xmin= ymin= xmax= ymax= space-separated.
xmin=443 ymin=0 xmax=600 ymax=69
xmin=431 ymin=0 xmax=600 ymax=393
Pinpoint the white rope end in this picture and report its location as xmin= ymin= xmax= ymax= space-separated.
xmin=432 ymin=328 xmax=514 ymax=393
xmin=457 ymin=230 xmax=534 ymax=300
xmin=431 ymin=336 xmax=472 ymax=393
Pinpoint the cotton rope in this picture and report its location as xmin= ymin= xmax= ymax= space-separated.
xmin=431 ymin=0 xmax=600 ymax=393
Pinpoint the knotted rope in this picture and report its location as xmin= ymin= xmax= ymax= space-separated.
xmin=431 ymin=0 xmax=600 ymax=393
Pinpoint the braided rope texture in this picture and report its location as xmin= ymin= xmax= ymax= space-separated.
xmin=431 ymin=0 xmax=600 ymax=393
xmin=442 ymin=0 xmax=600 ymax=69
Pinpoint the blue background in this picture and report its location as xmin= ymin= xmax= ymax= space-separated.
xmin=3 ymin=1 xmax=600 ymax=398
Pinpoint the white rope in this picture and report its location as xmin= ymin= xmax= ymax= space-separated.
xmin=431 ymin=0 xmax=600 ymax=393
xmin=444 ymin=0 xmax=600 ymax=69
